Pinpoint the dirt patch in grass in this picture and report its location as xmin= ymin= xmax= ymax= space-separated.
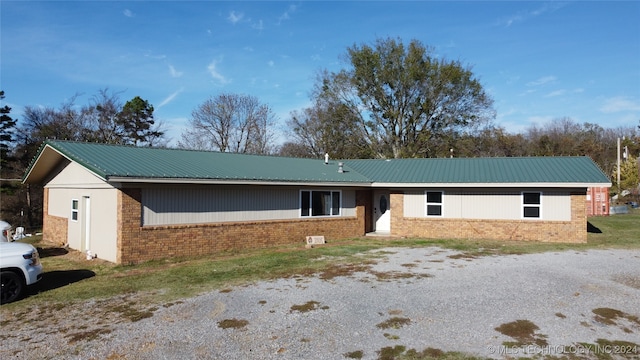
xmin=290 ymin=300 xmax=329 ymax=313
xmin=495 ymin=319 xmax=548 ymax=347
xmin=319 ymin=263 xmax=372 ymax=280
xmin=375 ymin=346 xmax=454 ymax=360
xmin=66 ymin=327 xmax=112 ymax=344
xmin=612 ymin=274 xmax=640 ymax=290
xmin=377 ymin=345 xmax=407 ymax=360
xmin=593 ymin=307 xmax=640 ymax=327
xmin=343 ymin=350 xmax=364 ymax=359
xmin=370 ymin=270 xmax=432 ymax=282
xmin=377 ymin=317 xmax=411 ymax=330
xmin=448 ymin=253 xmax=477 ymax=260
xmin=592 ymin=308 xmax=640 ymax=335
xmin=217 ymin=318 xmax=249 ymax=329
xmin=106 ymin=302 xmax=157 ymax=322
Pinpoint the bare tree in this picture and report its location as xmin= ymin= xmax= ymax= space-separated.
xmin=83 ymin=88 xmax=125 ymax=143
xmin=179 ymin=93 xmax=277 ymax=154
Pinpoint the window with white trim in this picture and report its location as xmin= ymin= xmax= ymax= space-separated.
xmin=522 ymin=192 xmax=541 ymax=218
xmin=425 ymin=191 xmax=443 ymax=217
xmin=71 ymin=199 xmax=79 ymax=221
xmin=300 ymin=190 xmax=341 ymax=217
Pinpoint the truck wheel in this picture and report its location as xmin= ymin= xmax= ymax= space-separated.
xmin=1 ymin=271 xmax=24 ymax=304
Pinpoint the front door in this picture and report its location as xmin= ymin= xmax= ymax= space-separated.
xmin=81 ymin=196 xmax=91 ymax=252
xmin=373 ymin=191 xmax=390 ymax=233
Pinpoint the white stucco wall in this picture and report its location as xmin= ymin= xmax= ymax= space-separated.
xmin=46 ymin=162 xmax=119 ymax=263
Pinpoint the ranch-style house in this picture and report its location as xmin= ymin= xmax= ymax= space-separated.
xmin=23 ymin=140 xmax=611 ymax=264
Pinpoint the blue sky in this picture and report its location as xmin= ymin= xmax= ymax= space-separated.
xmin=2 ymin=1 xmax=639 ymax=146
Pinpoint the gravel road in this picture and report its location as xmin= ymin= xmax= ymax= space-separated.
xmin=2 ymin=247 xmax=639 ymax=359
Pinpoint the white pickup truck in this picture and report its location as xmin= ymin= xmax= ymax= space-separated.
xmin=1 ymin=222 xmax=44 ymax=304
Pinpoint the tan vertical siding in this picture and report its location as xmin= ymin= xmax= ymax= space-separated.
xmin=117 ymin=188 xmax=367 ymax=264
xmin=402 ymin=189 xmax=572 ymax=221
xmin=142 ymin=186 xmax=357 ymax=226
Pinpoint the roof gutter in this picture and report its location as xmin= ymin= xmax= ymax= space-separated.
xmin=106 ymin=176 xmax=373 ymax=187
xmin=372 ymin=182 xmax=613 ymax=188
xmin=107 ymin=177 xmax=611 ymax=189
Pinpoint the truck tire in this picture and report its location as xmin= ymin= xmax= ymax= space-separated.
xmin=1 ymin=270 xmax=24 ymax=304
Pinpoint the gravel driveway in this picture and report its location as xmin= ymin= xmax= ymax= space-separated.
xmin=2 ymin=247 xmax=639 ymax=359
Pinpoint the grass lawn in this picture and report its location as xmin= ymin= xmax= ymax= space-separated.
xmin=4 ymin=211 xmax=639 ymax=311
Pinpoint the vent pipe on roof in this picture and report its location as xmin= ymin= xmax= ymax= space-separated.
xmin=324 ymin=153 xmax=329 ymax=164
xmin=338 ymin=162 xmax=344 ymax=173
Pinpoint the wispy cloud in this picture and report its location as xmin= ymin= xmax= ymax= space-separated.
xmin=207 ymin=58 xmax=230 ymax=85
xmin=228 ymin=11 xmax=244 ymax=24
xmin=168 ymin=65 xmax=183 ymax=78
xmin=268 ymin=60 xmax=275 ymax=67
xmin=278 ymin=4 xmax=298 ymax=24
xmin=545 ymin=88 xmax=584 ymax=97
xmin=600 ymin=96 xmax=640 ymax=113
xmin=123 ymin=9 xmax=134 ymax=18
xmin=252 ymin=20 xmax=264 ymax=31
xmin=500 ymin=2 xmax=567 ymax=27
xmin=158 ymin=88 xmax=184 ymax=107
xmin=527 ymin=76 xmax=556 ymax=87
xmin=545 ymin=89 xmax=566 ymax=98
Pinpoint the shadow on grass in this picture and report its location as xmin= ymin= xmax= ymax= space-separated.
xmin=587 ymin=221 xmax=602 ymax=234
xmin=28 ymin=270 xmax=96 ymax=296
xmin=37 ymin=247 xmax=69 ymax=258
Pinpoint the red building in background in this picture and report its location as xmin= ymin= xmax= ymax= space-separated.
xmin=587 ymin=187 xmax=610 ymax=216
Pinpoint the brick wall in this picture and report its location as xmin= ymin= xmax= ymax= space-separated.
xmin=116 ymin=188 xmax=367 ymax=264
xmin=391 ymin=191 xmax=587 ymax=243
xmin=42 ymin=188 xmax=68 ymax=246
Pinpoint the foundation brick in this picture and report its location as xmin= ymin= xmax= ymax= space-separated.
xmin=116 ymin=188 xmax=367 ymax=264
xmin=42 ymin=188 xmax=68 ymax=246
xmin=391 ymin=192 xmax=587 ymax=243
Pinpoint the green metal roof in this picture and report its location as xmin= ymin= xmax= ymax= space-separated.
xmin=23 ymin=140 xmax=611 ymax=187
xmin=24 ymin=140 xmax=371 ymax=184
xmin=343 ymin=157 xmax=612 ymax=184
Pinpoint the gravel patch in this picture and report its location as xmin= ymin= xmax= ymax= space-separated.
xmin=2 ymin=247 xmax=639 ymax=359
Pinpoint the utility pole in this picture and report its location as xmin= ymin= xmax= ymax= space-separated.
xmin=617 ymin=137 xmax=621 ymax=201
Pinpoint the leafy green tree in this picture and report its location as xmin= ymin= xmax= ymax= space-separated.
xmin=315 ymin=37 xmax=494 ymax=158
xmin=0 ymin=90 xmax=17 ymax=172
xmin=620 ymin=154 xmax=639 ymax=192
xmin=117 ymin=96 xmax=163 ymax=146
xmin=1 ymin=90 xmax=20 ymax=204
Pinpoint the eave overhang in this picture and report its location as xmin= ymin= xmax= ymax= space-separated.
xmin=22 ymin=144 xmax=107 ymax=184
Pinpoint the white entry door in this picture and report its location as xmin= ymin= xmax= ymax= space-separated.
xmin=373 ymin=191 xmax=390 ymax=233
xmin=81 ymin=196 xmax=91 ymax=251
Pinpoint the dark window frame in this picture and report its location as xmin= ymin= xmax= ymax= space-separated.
xmin=71 ymin=199 xmax=79 ymax=222
xmin=425 ymin=191 xmax=443 ymax=217
xmin=300 ymin=190 xmax=342 ymax=217
xmin=522 ymin=191 xmax=542 ymax=219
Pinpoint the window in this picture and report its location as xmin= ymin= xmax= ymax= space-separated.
xmin=300 ymin=190 xmax=341 ymax=217
xmin=71 ymin=199 xmax=79 ymax=221
xmin=426 ymin=191 xmax=443 ymax=217
xmin=522 ymin=192 xmax=541 ymax=218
